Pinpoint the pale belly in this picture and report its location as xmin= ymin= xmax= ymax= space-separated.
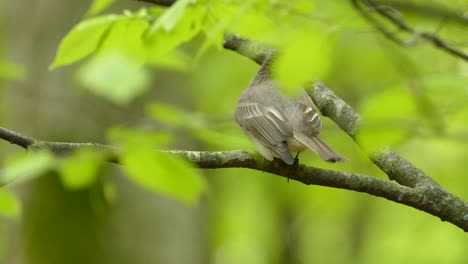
xmin=287 ymin=138 xmax=308 ymax=153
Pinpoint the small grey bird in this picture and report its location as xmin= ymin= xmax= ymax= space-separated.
xmin=235 ymin=58 xmax=346 ymax=164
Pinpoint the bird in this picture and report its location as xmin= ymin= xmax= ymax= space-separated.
xmin=234 ymin=57 xmax=346 ymax=164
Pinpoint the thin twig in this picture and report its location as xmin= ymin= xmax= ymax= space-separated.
xmin=135 ymin=0 xmax=176 ymax=6
xmin=133 ymin=0 xmax=468 ymax=61
xmin=352 ymin=0 xmax=468 ymax=61
xmin=373 ymin=0 xmax=468 ymax=26
xmin=0 ymin=127 xmax=35 ymax=149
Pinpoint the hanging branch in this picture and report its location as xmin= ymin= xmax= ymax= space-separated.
xmin=351 ymin=0 xmax=468 ymax=61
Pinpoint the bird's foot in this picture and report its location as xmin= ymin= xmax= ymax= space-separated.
xmin=288 ymin=151 xmax=300 ymax=182
xmin=287 ymin=152 xmax=301 ymax=182
xmin=293 ymin=152 xmax=300 ymax=166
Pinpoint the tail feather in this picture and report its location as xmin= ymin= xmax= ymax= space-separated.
xmin=294 ymin=134 xmax=347 ymax=163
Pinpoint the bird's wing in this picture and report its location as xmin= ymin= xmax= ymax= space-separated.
xmin=297 ymin=92 xmax=322 ymax=132
xmin=236 ymin=102 xmax=294 ymax=164
xmin=299 ymin=102 xmax=322 ymax=132
xmin=242 ymin=128 xmax=274 ymax=161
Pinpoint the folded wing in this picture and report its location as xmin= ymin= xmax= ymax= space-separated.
xmin=235 ymin=102 xmax=294 ymax=164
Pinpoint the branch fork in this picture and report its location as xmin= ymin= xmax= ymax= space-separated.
xmin=0 ymin=0 xmax=466 ymax=232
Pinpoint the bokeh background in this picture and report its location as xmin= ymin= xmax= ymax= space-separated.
xmin=0 ymin=0 xmax=467 ymax=263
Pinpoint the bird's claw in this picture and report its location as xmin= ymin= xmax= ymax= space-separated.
xmin=287 ymin=152 xmax=301 ymax=182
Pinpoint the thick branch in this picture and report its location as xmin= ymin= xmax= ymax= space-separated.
xmin=6 ymin=0 xmax=467 ymax=231
xmin=223 ymin=33 xmax=275 ymax=64
xmin=0 ymin=126 xmax=467 ymax=230
xmin=309 ymin=81 xmax=361 ymax=139
xmin=304 ymin=82 xmax=438 ymax=189
xmin=0 ymin=127 xmax=411 ymax=199
xmin=305 ymin=82 xmax=468 ymax=229
xmin=372 ymin=149 xmax=439 ymax=188
xmin=220 ymin=35 xmax=468 ymax=231
xmin=2 ymin=55 xmax=468 ymax=230
xmin=221 ymin=34 xmax=453 ymax=188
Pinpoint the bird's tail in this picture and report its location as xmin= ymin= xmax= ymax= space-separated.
xmin=294 ymin=134 xmax=347 ymax=163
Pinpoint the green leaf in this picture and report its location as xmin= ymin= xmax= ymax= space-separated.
xmin=226 ymin=8 xmax=275 ymax=42
xmin=195 ymin=17 xmax=229 ymax=62
xmin=121 ymin=147 xmax=205 ymax=205
xmin=86 ymin=0 xmax=116 ymax=16
xmin=148 ymin=50 xmax=190 ymax=71
xmin=1 ymin=151 xmax=56 ymax=185
xmin=147 ymin=102 xmax=190 ymax=127
xmin=108 ymin=127 xmax=205 ymax=204
xmin=50 ymin=15 xmax=121 ymax=69
xmin=196 ymin=2 xmax=250 ymax=60
xmin=272 ymin=28 xmax=334 ymax=93
xmin=59 ymin=149 xmax=105 ymax=190
xmin=76 ymin=51 xmax=150 ymax=106
xmin=291 ymin=0 xmax=315 ymax=13
xmin=145 ymin=5 xmax=206 ymax=61
xmin=0 ymin=190 xmax=20 ymax=219
xmin=98 ymin=17 xmax=149 ymax=64
xmin=148 ymin=0 xmax=190 ymax=34
xmin=0 ymin=60 xmax=24 ymax=80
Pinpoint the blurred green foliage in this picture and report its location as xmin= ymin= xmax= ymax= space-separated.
xmin=1 ymin=0 xmax=468 ymax=263
xmin=50 ymin=14 xmax=123 ymax=69
xmin=59 ymin=148 xmax=105 ymax=190
xmin=76 ymin=52 xmax=150 ymax=105
xmin=108 ymin=127 xmax=206 ymax=204
xmin=0 ymin=190 xmax=20 ymax=219
xmin=86 ymin=0 xmax=116 ymax=16
xmin=0 ymin=60 xmax=24 ymax=81
xmin=2 ymin=151 xmax=56 ymax=186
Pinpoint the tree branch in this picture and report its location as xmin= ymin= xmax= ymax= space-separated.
xmin=0 ymin=128 xmax=411 ymax=197
xmin=308 ymin=82 xmax=362 ymax=139
xmin=220 ymin=35 xmax=468 ymax=231
xmin=135 ymin=0 xmax=176 ymax=6
xmin=0 ymin=127 xmax=450 ymax=221
xmin=0 ymin=127 xmax=35 ymax=149
xmin=223 ymin=33 xmax=276 ymax=65
xmin=136 ymin=0 xmax=468 ymax=61
xmin=304 ymin=82 xmax=468 ymax=230
xmin=0 ymin=124 xmax=467 ymax=230
xmin=374 ymin=0 xmax=468 ymax=26
xmin=351 ymin=0 xmax=468 ymax=61
xmin=2 ymin=0 xmax=465 ymax=232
